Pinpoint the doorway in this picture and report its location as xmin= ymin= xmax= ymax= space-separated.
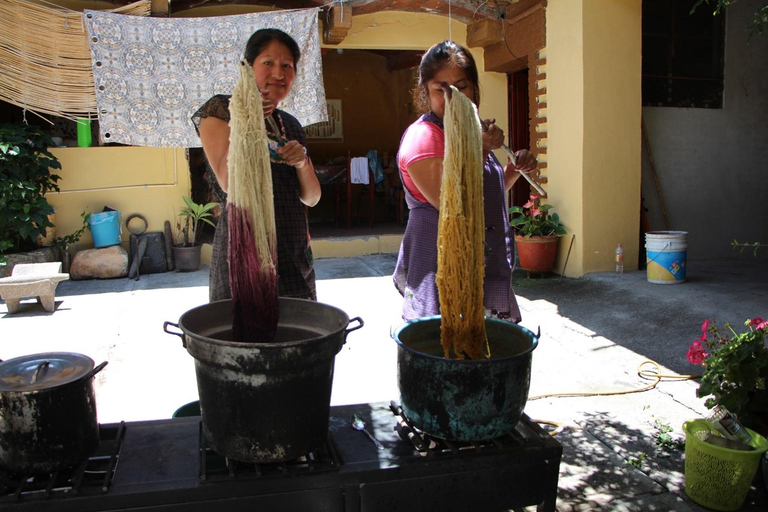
xmin=508 ymin=69 xmax=531 ymax=207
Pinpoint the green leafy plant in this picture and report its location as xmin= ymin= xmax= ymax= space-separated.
xmin=652 ymin=419 xmax=685 ymax=453
xmin=691 ymin=0 xmax=767 ymax=39
xmin=0 ymin=123 xmax=62 ymax=264
xmin=54 ymin=211 xmax=90 ymax=248
xmin=626 ymin=452 xmax=647 ymax=468
xmin=687 ymin=317 xmax=768 ymax=433
xmin=731 ymin=239 xmax=765 ymax=256
xmin=175 ymin=196 xmax=217 ymax=247
xmin=508 ymin=194 xmax=567 ymax=238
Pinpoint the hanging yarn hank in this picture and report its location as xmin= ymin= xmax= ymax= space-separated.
xmin=436 ymin=86 xmax=488 ymax=360
xmin=227 ymin=60 xmax=279 ymax=342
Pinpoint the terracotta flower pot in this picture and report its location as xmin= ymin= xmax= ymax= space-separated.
xmin=515 ymin=235 xmax=560 ymax=273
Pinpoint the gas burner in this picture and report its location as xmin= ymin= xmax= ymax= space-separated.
xmin=0 ymin=422 xmax=124 ymax=503
xmin=389 ymin=401 xmax=542 ymax=457
xmin=0 ymin=403 xmax=562 ymax=511
xmin=198 ymin=421 xmax=342 ymax=481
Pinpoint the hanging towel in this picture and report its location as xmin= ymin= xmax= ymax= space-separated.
xmin=350 ymin=157 xmax=370 ymax=185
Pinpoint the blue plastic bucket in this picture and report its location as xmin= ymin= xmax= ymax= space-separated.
xmin=88 ymin=211 xmax=121 ymax=248
xmin=645 ymin=231 xmax=687 ymax=284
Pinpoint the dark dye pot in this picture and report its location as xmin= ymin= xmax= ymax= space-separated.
xmin=393 ymin=315 xmax=538 ymax=441
xmin=164 ymin=298 xmax=362 ymax=463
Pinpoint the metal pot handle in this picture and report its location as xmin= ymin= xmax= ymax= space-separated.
xmin=84 ymin=361 xmax=108 ymax=380
xmin=342 ymin=317 xmax=364 ymax=344
xmin=345 ymin=317 xmax=364 ymax=335
xmin=31 ymin=360 xmax=51 ymax=385
xmin=163 ymin=321 xmax=187 ymax=348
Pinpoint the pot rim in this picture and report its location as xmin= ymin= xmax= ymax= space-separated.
xmin=392 ymin=315 xmax=538 ymax=363
xmin=0 ymin=352 xmax=95 ymax=392
xmin=177 ymin=297 xmax=351 ymax=348
xmin=514 ymin=234 xmax=561 ymax=240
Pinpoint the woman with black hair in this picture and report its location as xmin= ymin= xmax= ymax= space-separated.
xmin=393 ymin=40 xmax=538 ymax=322
xmin=192 ymin=28 xmax=320 ymax=303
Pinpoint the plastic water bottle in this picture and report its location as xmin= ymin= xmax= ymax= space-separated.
xmin=615 ymin=243 xmax=624 ymax=274
xmin=707 ymin=405 xmax=754 ymax=447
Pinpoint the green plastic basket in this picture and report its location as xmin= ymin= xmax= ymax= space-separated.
xmin=683 ymin=419 xmax=768 ymax=511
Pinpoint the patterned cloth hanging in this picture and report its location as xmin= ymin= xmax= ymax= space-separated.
xmin=84 ymin=8 xmax=326 ymax=148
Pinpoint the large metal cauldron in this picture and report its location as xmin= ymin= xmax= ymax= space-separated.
xmin=0 ymin=353 xmax=107 ymax=475
xmin=164 ymin=298 xmax=362 ymax=463
xmin=393 ymin=316 xmax=538 ymax=441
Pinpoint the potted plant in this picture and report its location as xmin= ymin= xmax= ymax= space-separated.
xmin=0 ymin=123 xmax=62 ymax=266
xmin=686 ymin=317 xmax=768 ymax=436
xmin=173 ymin=196 xmax=217 ymax=272
xmin=683 ymin=317 xmax=768 ymax=509
xmin=508 ymin=194 xmax=567 ymax=273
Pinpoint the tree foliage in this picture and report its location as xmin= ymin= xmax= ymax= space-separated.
xmin=0 ymin=123 xmax=61 ymax=261
xmin=692 ymin=0 xmax=767 ymax=38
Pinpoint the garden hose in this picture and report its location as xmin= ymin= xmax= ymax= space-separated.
xmin=531 ymin=360 xmax=702 ymax=436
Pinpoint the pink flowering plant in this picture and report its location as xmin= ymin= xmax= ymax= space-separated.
xmin=508 ymin=194 xmax=567 ymax=238
xmin=687 ymin=317 xmax=768 ymax=431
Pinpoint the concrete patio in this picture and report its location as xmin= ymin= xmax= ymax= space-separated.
xmin=1 ymin=253 xmax=767 ymax=511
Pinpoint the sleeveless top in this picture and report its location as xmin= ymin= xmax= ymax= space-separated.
xmin=191 ymin=95 xmax=316 ymax=300
xmin=393 ymin=112 xmax=521 ymax=322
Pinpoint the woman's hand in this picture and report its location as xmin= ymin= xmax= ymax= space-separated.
xmin=261 ymin=90 xmax=275 ymax=118
xmin=276 ymin=140 xmax=320 ymax=206
xmin=481 ymin=118 xmax=505 ymax=154
xmin=276 ymin=140 xmax=309 ymax=169
xmin=513 ymin=149 xmax=537 ymax=173
xmin=504 ymin=150 xmax=538 ymax=192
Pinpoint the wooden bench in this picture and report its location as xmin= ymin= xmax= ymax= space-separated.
xmin=0 ymin=262 xmax=70 ymax=314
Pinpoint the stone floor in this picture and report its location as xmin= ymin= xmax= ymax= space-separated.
xmin=1 ymin=254 xmax=767 ymax=511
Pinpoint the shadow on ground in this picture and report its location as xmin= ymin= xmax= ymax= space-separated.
xmin=551 ymin=411 xmax=767 ymax=511
xmin=512 ymin=257 xmax=768 ymax=376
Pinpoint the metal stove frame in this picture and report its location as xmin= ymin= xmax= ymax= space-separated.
xmin=0 ymin=402 xmax=562 ymax=512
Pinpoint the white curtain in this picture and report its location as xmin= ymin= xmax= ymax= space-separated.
xmin=84 ymin=8 xmax=326 ymax=148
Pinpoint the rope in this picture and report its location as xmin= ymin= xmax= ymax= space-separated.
xmin=530 ymin=360 xmax=702 ymax=436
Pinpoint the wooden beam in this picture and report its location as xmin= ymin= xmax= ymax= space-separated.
xmin=150 ymin=0 xmax=169 ymax=16
xmin=323 ymin=4 xmax=352 ymax=45
xmin=467 ymin=18 xmax=503 ymax=48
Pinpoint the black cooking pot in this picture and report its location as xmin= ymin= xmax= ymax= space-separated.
xmin=0 ymin=353 xmax=107 ymax=475
xmin=164 ymin=298 xmax=363 ymax=463
xmin=164 ymin=297 xmax=363 ymax=463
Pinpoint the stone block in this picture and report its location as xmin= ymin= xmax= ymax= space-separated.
xmin=0 ymin=247 xmax=59 ymax=278
xmin=0 ymin=262 xmax=69 ymax=314
xmin=70 ymin=246 xmax=129 ymax=280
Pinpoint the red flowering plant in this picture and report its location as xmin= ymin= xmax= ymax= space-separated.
xmin=508 ymin=194 xmax=567 ymax=238
xmin=687 ymin=317 xmax=768 ymax=434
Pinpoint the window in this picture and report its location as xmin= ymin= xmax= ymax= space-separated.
xmin=642 ymin=0 xmax=726 ymax=108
